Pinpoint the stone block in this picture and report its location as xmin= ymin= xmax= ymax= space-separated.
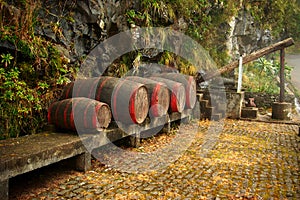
xmin=226 ymin=91 xmax=244 ymax=119
xmin=241 ymin=107 xmax=258 ymax=119
xmin=129 ymin=133 xmax=141 ymax=148
xmin=75 ymin=152 xmax=91 ymax=172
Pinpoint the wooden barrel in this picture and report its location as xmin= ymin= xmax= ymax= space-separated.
xmin=152 ymin=73 xmax=197 ymax=109
xmin=125 ymin=76 xmax=170 ymax=117
xmin=60 ymin=77 xmax=149 ymax=124
xmin=48 ymin=97 xmax=111 ymax=131
xmin=149 ymin=77 xmax=186 ymax=113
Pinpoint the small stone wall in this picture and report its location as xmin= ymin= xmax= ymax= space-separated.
xmin=244 ymin=92 xmax=295 ymax=108
xmin=199 ymin=89 xmax=295 ymax=119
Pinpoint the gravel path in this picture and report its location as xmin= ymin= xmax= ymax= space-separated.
xmin=11 ymin=119 xmax=300 ymax=199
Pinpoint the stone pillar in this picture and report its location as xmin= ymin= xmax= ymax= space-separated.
xmin=0 ymin=180 xmax=8 ymax=200
xmin=75 ymin=152 xmax=91 ymax=172
xmin=226 ymin=91 xmax=244 ymax=119
xmin=129 ymin=132 xmax=141 ymax=148
xmin=162 ymin=120 xmax=171 ymax=133
xmin=272 ymin=102 xmax=292 ymax=120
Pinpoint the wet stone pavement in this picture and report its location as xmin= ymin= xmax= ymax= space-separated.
xmin=15 ymin=120 xmax=299 ymax=199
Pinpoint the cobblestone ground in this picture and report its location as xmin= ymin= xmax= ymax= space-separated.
xmin=17 ymin=119 xmax=299 ymax=199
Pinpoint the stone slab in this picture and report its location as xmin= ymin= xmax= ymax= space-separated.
xmin=0 ymin=132 xmax=91 ymax=182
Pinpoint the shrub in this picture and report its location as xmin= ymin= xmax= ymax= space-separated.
xmin=243 ymin=57 xmax=293 ymax=94
xmin=0 ymin=0 xmax=74 ymax=139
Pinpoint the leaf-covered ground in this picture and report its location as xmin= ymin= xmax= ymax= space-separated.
xmin=11 ymin=119 xmax=300 ymax=199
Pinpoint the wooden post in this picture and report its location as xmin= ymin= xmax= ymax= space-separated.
xmin=279 ymin=48 xmax=285 ymax=102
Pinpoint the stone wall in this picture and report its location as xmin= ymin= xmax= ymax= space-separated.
xmin=226 ymin=9 xmax=272 ymax=61
xmin=244 ymin=92 xmax=295 ymax=108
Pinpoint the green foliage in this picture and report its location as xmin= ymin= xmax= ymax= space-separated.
xmin=159 ymin=51 xmax=197 ymax=76
xmin=124 ymin=0 xmax=239 ymax=67
xmin=125 ymin=0 xmax=300 ymax=68
xmin=171 ymin=0 xmax=213 ymax=42
xmin=243 ymin=57 xmax=293 ymax=94
xmin=0 ymin=42 xmax=72 ymax=139
xmin=0 ymin=65 xmax=44 ymax=139
xmin=243 ymin=0 xmax=300 ymax=40
xmin=0 ymin=0 xmax=74 ymax=139
xmin=252 ymin=57 xmax=293 ymax=80
xmin=126 ymin=9 xmax=146 ymax=25
xmin=1 ymin=53 xmax=13 ymax=67
xmin=126 ymin=0 xmax=174 ymax=26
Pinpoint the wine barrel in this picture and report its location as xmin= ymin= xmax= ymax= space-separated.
xmin=149 ymin=77 xmax=186 ymax=113
xmin=48 ymin=97 xmax=111 ymax=131
xmin=60 ymin=77 xmax=149 ymax=124
xmin=152 ymin=73 xmax=197 ymax=109
xmin=125 ymin=76 xmax=170 ymax=117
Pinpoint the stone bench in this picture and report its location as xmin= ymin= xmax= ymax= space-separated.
xmin=0 ymin=109 xmax=195 ymax=200
xmin=0 ymin=132 xmax=92 ymax=200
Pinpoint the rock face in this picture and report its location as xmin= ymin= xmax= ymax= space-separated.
xmin=226 ymin=9 xmax=272 ymax=60
xmin=35 ymin=0 xmax=133 ymax=64
xmin=34 ymin=1 xmax=273 ymax=68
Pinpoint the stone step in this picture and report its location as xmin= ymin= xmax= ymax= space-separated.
xmin=197 ymin=93 xmax=204 ymax=101
xmin=205 ymin=106 xmax=214 ymax=116
xmin=210 ymin=113 xmax=223 ymax=121
xmin=200 ymin=106 xmax=215 ymax=120
xmin=200 ymin=100 xmax=209 ymax=108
